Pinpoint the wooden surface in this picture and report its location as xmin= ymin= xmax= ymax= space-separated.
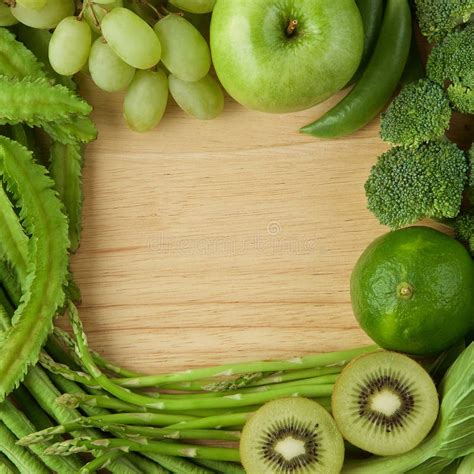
xmin=70 ymin=77 xmax=391 ymax=373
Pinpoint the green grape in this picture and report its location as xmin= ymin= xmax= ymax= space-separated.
xmin=154 ymin=14 xmax=210 ymax=82
xmin=124 ymin=69 xmax=168 ymax=132
xmin=89 ymin=37 xmax=135 ymax=92
xmin=49 ymin=17 xmax=92 ymax=76
xmin=11 ymin=0 xmax=75 ymax=29
xmin=82 ymin=0 xmax=122 ymax=34
xmin=169 ymin=73 xmax=224 ymax=120
xmin=168 ymin=0 xmax=215 ymax=14
xmin=16 ymin=0 xmax=47 ymax=11
xmin=0 ymin=3 xmax=18 ymax=25
xmin=101 ymin=7 xmax=161 ymax=69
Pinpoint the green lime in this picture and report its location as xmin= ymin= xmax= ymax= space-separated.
xmin=351 ymin=226 xmax=474 ymax=355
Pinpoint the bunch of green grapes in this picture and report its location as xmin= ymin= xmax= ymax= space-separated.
xmin=2 ymin=0 xmax=224 ymax=132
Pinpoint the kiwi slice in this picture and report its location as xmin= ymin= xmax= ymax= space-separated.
xmin=331 ymin=351 xmax=439 ymax=456
xmin=240 ymin=397 xmax=344 ymax=474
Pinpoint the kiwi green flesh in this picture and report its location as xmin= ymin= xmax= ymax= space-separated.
xmin=332 ymin=351 xmax=439 ymax=456
xmin=240 ymin=397 xmax=344 ymax=474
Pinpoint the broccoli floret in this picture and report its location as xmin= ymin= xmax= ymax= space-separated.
xmin=427 ymin=24 xmax=474 ymax=114
xmin=467 ymin=145 xmax=474 ymax=206
xmin=380 ymin=79 xmax=452 ymax=148
xmin=365 ymin=140 xmax=468 ymax=229
xmin=457 ymin=148 xmax=474 ymax=255
xmin=447 ymin=83 xmax=474 ymax=114
xmin=415 ymin=0 xmax=474 ymax=42
xmin=454 ymin=213 xmax=474 ymax=255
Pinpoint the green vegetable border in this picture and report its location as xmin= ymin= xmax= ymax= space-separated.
xmin=0 ymin=1 xmax=472 ymax=472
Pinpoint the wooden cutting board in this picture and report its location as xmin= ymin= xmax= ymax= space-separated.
xmin=70 ymin=77 xmax=399 ymax=374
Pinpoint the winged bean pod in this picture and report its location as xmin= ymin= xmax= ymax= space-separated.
xmin=0 ymin=422 xmax=48 ymax=474
xmin=0 ymin=301 xmax=11 ymax=331
xmin=0 ymin=452 xmax=17 ymax=473
xmin=195 ymin=459 xmax=245 ymax=474
xmin=6 ymin=126 xmax=32 ymax=150
xmin=49 ymin=142 xmax=84 ymax=252
xmin=145 ymin=454 xmax=212 ymax=474
xmin=0 ymin=289 xmax=13 ymax=320
xmin=0 ymin=185 xmax=28 ymax=284
xmin=0 ymin=400 xmax=81 ymax=473
xmin=78 ymin=452 xmax=132 ymax=474
xmin=10 ymin=386 xmax=53 ymax=432
xmin=0 ymin=77 xmax=91 ymax=126
xmin=0 ymin=28 xmax=46 ymax=79
xmin=0 ymin=137 xmax=69 ymax=401
xmin=41 ymin=118 xmax=97 ymax=145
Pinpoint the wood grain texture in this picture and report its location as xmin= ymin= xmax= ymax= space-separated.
xmin=70 ymin=75 xmax=392 ymax=373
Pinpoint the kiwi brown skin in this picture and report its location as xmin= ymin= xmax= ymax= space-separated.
xmin=240 ymin=397 xmax=344 ymax=474
xmin=331 ymin=350 xmax=439 ymax=456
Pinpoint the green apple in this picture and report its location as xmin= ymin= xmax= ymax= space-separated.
xmin=210 ymin=0 xmax=364 ymax=113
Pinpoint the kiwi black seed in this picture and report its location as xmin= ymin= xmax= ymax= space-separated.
xmin=331 ymin=351 xmax=439 ymax=456
xmin=240 ymin=397 xmax=344 ymax=474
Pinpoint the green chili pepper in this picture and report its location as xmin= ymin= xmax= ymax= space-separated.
xmin=347 ymin=0 xmax=384 ymax=86
xmin=301 ymin=0 xmax=412 ymax=138
xmin=400 ymin=36 xmax=425 ymax=87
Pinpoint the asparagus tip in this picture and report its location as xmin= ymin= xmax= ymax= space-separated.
xmin=56 ymin=393 xmax=82 ymax=408
xmin=44 ymin=439 xmax=89 ymax=456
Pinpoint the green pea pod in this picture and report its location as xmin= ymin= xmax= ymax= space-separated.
xmin=347 ymin=0 xmax=384 ymax=86
xmin=301 ymin=0 xmax=412 ymax=139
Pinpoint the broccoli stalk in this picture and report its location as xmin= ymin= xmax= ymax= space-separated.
xmin=427 ymin=24 xmax=474 ymax=114
xmin=415 ymin=0 xmax=474 ymax=42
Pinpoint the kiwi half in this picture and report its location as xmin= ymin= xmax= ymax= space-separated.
xmin=331 ymin=351 xmax=439 ymax=456
xmin=240 ymin=397 xmax=344 ymax=474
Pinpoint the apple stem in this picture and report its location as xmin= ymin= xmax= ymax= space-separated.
xmin=286 ymin=19 xmax=298 ymax=37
